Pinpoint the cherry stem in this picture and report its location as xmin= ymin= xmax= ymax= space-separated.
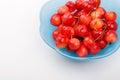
xmin=87 ymin=9 xmax=93 ymax=16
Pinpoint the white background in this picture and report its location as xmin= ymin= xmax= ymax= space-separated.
xmin=0 ymin=0 xmax=120 ymax=80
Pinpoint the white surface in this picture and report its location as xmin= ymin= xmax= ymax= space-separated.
xmin=0 ymin=0 xmax=120 ymax=80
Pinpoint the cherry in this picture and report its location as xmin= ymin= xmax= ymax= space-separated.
xmin=90 ymin=18 xmax=104 ymax=30
xmin=62 ymin=12 xmax=75 ymax=26
xmin=61 ymin=26 xmax=75 ymax=38
xmin=74 ymin=24 xmax=89 ymax=37
xmin=50 ymin=14 xmax=61 ymax=26
xmin=56 ymin=35 xmax=69 ymax=48
xmin=74 ymin=10 xmax=87 ymax=17
xmin=75 ymin=0 xmax=83 ymax=10
xmin=107 ymin=21 xmax=118 ymax=31
xmin=68 ymin=38 xmax=81 ymax=50
xmin=65 ymin=1 xmax=76 ymax=12
xmin=83 ymin=36 xmax=95 ymax=49
xmin=90 ymin=0 xmax=101 ymax=8
xmin=91 ymin=29 xmax=104 ymax=41
xmin=104 ymin=11 xmax=117 ymax=21
xmin=89 ymin=44 xmax=100 ymax=55
xmin=76 ymin=44 xmax=88 ymax=57
xmin=90 ymin=7 xmax=106 ymax=19
xmin=58 ymin=6 xmax=69 ymax=15
xmin=80 ymin=15 xmax=92 ymax=25
xmin=97 ymin=40 xmax=107 ymax=49
xmin=81 ymin=1 xmax=94 ymax=13
xmin=105 ymin=30 xmax=118 ymax=43
xmin=52 ymin=29 xmax=60 ymax=41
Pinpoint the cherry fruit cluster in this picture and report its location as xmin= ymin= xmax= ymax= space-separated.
xmin=50 ymin=0 xmax=118 ymax=57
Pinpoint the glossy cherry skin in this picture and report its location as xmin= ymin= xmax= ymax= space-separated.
xmin=81 ymin=1 xmax=94 ymax=13
xmin=105 ymin=30 xmax=118 ymax=43
xmin=57 ymin=6 xmax=69 ymax=15
xmin=90 ymin=0 xmax=101 ymax=8
xmin=80 ymin=15 xmax=92 ymax=25
xmin=62 ymin=12 xmax=75 ymax=26
xmin=74 ymin=10 xmax=87 ymax=17
xmin=104 ymin=11 xmax=117 ymax=21
xmin=76 ymin=44 xmax=88 ymax=57
xmin=91 ymin=7 xmax=106 ymax=19
xmin=90 ymin=18 xmax=104 ymax=30
xmin=89 ymin=44 xmax=100 ymax=55
xmin=75 ymin=0 xmax=83 ymax=10
xmin=50 ymin=14 xmax=61 ymax=26
xmin=56 ymin=35 xmax=69 ymax=48
xmin=61 ymin=26 xmax=75 ymax=38
xmin=97 ymin=40 xmax=107 ymax=49
xmin=65 ymin=1 xmax=76 ymax=12
xmin=107 ymin=21 xmax=118 ymax=31
xmin=83 ymin=36 xmax=95 ymax=49
xmin=52 ymin=29 xmax=60 ymax=41
xmin=68 ymin=38 xmax=81 ymax=50
xmin=74 ymin=24 xmax=89 ymax=37
xmin=91 ymin=29 xmax=104 ymax=41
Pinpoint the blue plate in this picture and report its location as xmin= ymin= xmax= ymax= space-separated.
xmin=40 ymin=0 xmax=120 ymax=61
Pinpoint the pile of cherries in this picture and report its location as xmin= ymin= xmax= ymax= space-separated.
xmin=50 ymin=0 xmax=118 ymax=57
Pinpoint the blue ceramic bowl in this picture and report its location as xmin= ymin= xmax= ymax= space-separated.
xmin=40 ymin=0 xmax=120 ymax=61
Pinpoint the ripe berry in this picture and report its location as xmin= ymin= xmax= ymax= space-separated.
xmin=105 ymin=30 xmax=118 ymax=43
xmin=90 ymin=18 xmax=104 ymax=30
xmin=76 ymin=44 xmax=88 ymax=57
xmin=104 ymin=11 xmax=117 ymax=21
xmin=50 ymin=14 xmax=61 ymax=26
xmin=89 ymin=44 xmax=100 ymax=55
xmin=83 ymin=36 xmax=95 ymax=49
xmin=74 ymin=24 xmax=89 ymax=37
xmin=74 ymin=10 xmax=87 ymax=17
xmin=107 ymin=21 xmax=118 ymax=31
xmin=91 ymin=29 xmax=104 ymax=41
xmin=80 ymin=15 xmax=92 ymax=25
xmin=68 ymin=38 xmax=81 ymax=50
xmin=58 ymin=6 xmax=69 ymax=15
xmin=97 ymin=40 xmax=107 ymax=49
xmin=56 ymin=35 xmax=69 ymax=48
xmin=65 ymin=1 xmax=76 ymax=12
xmin=62 ymin=12 xmax=75 ymax=26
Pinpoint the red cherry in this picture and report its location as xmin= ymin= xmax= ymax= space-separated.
xmin=74 ymin=10 xmax=87 ymax=17
xmin=68 ymin=38 xmax=81 ymax=50
xmin=50 ymin=14 xmax=61 ymax=26
xmin=81 ymin=1 xmax=94 ymax=13
xmin=62 ymin=12 xmax=75 ymax=26
xmin=91 ymin=7 xmax=106 ymax=19
xmin=104 ymin=11 xmax=117 ymax=21
xmin=107 ymin=21 xmax=118 ymax=31
xmin=75 ymin=0 xmax=83 ymax=10
xmin=89 ymin=44 xmax=100 ymax=55
xmin=65 ymin=1 xmax=76 ymax=12
xmin=83 ymin=36 xmax=95 ymax=49
xmin=105 ymin=30 xmax=118 ymax=43
xmin=57 ymin=6 xmax=69 ymax=15
xmin=80 ymin=15 xmax=92 ymax=25
xmin=97 ymin=40 xmax=107 ymax=49
xmin=56 ymin=35 xmax=68 ymax=48
xmin=76 ymin=44 xmax=88 ymax=57
xmin=90 ymin=18 xmax=104 ymax=30
xmin=90 ymin=0 xmax=101 ymax=8
xmin=52 ymin=29 xmax=60 ymax=41
xmin=91 ymin=29 xmax=104 ymax=41
xmin=74 ymin=24 xmax=89 ymax=37
xmin=61 ymin=26 xmax=75 ymax=38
